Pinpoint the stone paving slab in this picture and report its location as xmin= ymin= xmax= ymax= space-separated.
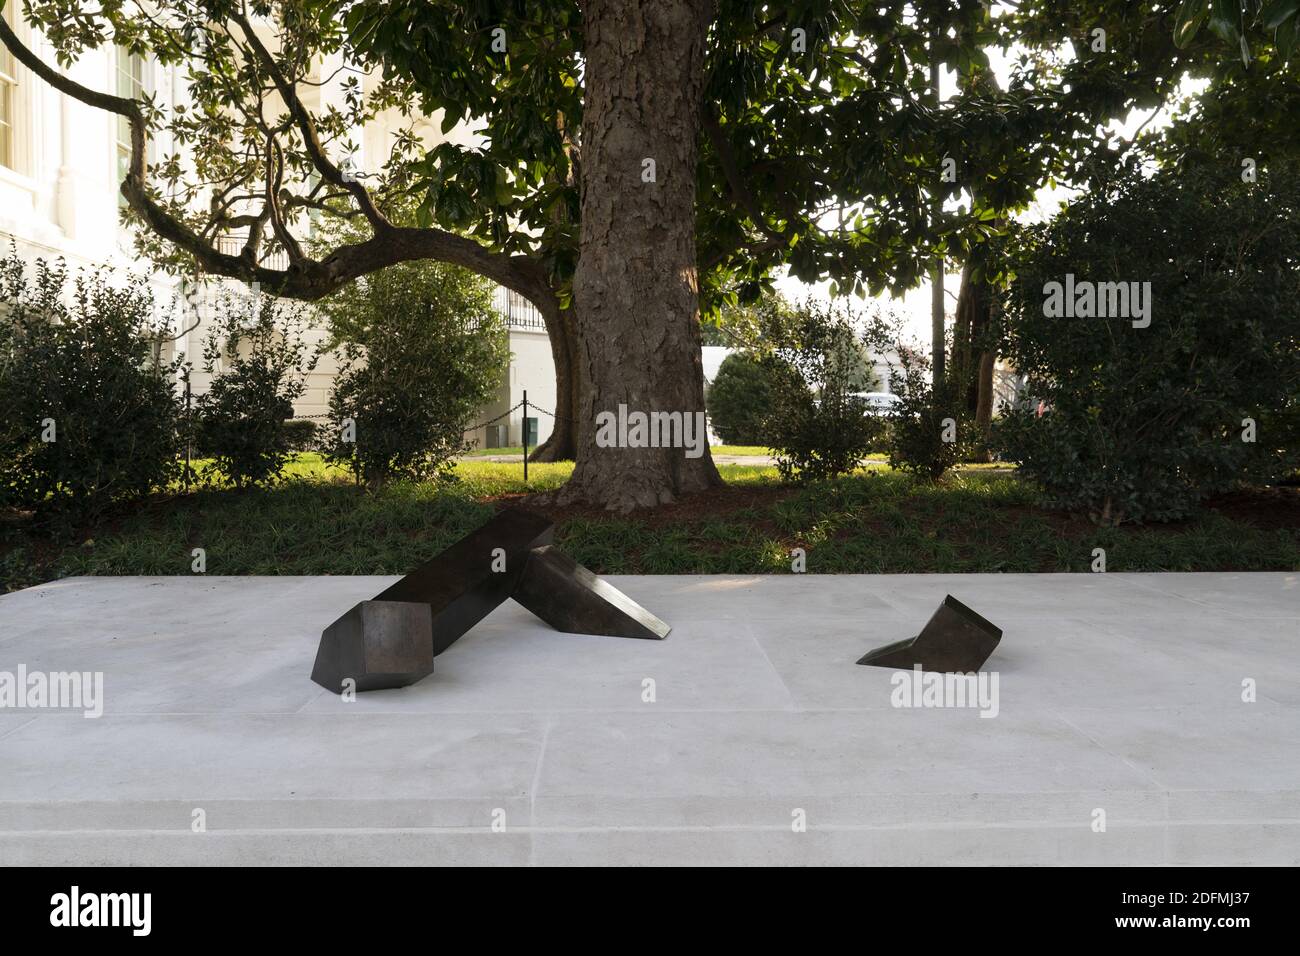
xmin=0 ymin=573 xmax=1295 ymax=865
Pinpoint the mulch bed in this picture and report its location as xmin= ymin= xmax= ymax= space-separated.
xmin=1202 ymin=485 xmax=1300 ymax=530
xmin=496 ymin=482 xmax=799 ymax=527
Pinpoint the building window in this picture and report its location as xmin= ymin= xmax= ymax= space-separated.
xmin=115 ymin=45 xmax=145 ymax=207
xmin=0 ymin=7 xmax=17 ymax=170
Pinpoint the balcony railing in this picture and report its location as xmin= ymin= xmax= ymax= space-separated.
xmin=213 ymin=234 xmax=290 ymax=272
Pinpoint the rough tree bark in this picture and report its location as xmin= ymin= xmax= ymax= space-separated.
xmin=530 ymin=300 xmax=581 ymax=461
xmin=953 ymin=259 xmax=977 ymax=409
xmin=530 ymin=108 xmax=583 ymax=463
xmin=928 ymin=27 xmax=946 ymax=390
xmin=954 ymin=257 xmax=996 ymax=460
xmin=556 ymin=0 xmax=722 ymax=509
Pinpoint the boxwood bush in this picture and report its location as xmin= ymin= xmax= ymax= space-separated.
xmin=705 ymin=352 xmax=775 ymax=446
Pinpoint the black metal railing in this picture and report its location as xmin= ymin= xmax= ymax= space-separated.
xmin=214 ymin=234 xmax=290 ymax=272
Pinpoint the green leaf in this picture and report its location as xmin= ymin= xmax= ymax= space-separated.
xmin=493 ymin=169 xmax=513 ymax=206
xmin=1207 ymin=0 xmax=1241 ymax=42
xmin=1277 ymin=15 xmax=1300 ymax=58
xmin=1173 ymin=0 xmax=1211 ymax=47
xmin=1260 ymin=0 xmax=1300 ymax=30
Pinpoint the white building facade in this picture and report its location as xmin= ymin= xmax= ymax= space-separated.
xmin=0 ymin=6 xmax=556 ymax=451
xmin=0 ymin=7 xmax=176 ymax=295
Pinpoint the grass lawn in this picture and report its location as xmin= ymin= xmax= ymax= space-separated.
xmin=2 ymin=453 xmax=1296 ymax=592
xmin=705 ymin=445 xmax=776 ymax=456
xmin=461 ymin=444 xmax=781 ymax=457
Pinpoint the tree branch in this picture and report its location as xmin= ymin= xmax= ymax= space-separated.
xmin=0 ymin=11 xmax=556 ymax=310
xmin=264 ymin=136 xmax=305 ymax=265
xmin=702 ymin=108 xmax=787 ymax=246
xmin=231 ymin=11 xmax=391 ymax=232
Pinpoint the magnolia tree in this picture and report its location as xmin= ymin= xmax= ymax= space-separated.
xmin=1171 ymin=0 xmax=1300 ymax=63
xmin=0 ymin=0 xmax=1228 ymax=509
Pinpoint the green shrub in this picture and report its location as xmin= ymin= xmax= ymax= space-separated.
xmin=702 ymin=289 xmax=802 ymax=348
xmin=1257 ymin=387 xmax=1300 ymax=482
xmin=996 ymin=163 xmax=1300 ymax=524
xmin=0 ymin=248 xmax=180 ymax=519
xmin=282 ymin=418 xmax=318 ymax=452
xmin=706 ymin=352 xmax=775 ymax=445
xmin=194 ymin=291 xmax=318 ymax=488
xmin=318 ymin=261 xmax=509 ymax=486
xmin=760 ymin=300 xmax=880 ymax=482
xmin=881 ymin=344 xmax=970 ymax=480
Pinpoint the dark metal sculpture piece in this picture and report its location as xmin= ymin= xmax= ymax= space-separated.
xmin=369 ymin=507 xmax=555 ymax=657
xmin=312 ymin=600 xmax=435 ymax=693
xmin=311 ymin=507 xmax=669 ymax=693
xmin=514 ymin=545 xmax=671 ymax=641
xmin=856 ymin=595 xmax=1001 ymax=672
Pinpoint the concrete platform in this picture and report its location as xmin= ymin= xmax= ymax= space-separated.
xmin=0 ymin=573 xmax=1296 ymax=866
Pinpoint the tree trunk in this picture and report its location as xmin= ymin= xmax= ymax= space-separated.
xmin=974 ymin=281 xmax=999 ymax=451
xmin=532 ymin=107 xmax=582 ymax=464
xmin=953 ymin=28 xmax=1003 ymax=447
xmin=972 ymin=286 xmax=996 ymax=451
xmin=975 ymin=348 xmax=995 ymax=443
xmin=529 ymin=300 xmax=580 ymax=462
xmin=928 ymin=29 xmax=945 ymax=390
xmin=954 ymin=256 xmax=997 ymax=461
xmin=556 ymin=0 xmax=722 ymax=510
xmin=953 ymin=259 xmax=976 ymax=410
xmin=931 ymin=261 xmax=946 ymax=390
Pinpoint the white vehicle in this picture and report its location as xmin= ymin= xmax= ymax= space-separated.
xmin=853 ymin=391 xmax=903 ymax=416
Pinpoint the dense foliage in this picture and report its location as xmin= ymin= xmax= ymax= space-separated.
xmin=194 ymin=291 xmax=318 ymax=488
xmin=996 ymin=163 xmax=1300 ymax=524
xmin=1171 ymin=0 xmax=1300 ymax=64
xmin=706 ymin=353 xmax=776 ymax=446
xmin=317 ymin=258 xmax=509 ymax=486
xmin=0 ymin=249 xmax=179 ymax=519
xmin=881 ymin=342 xmax=971 ymax=481
xmin=760 ymin=300 xmax=880 ymax=481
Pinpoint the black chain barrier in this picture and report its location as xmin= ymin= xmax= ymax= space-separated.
xmin=286 ymin=400 xmax=526 ymax=431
